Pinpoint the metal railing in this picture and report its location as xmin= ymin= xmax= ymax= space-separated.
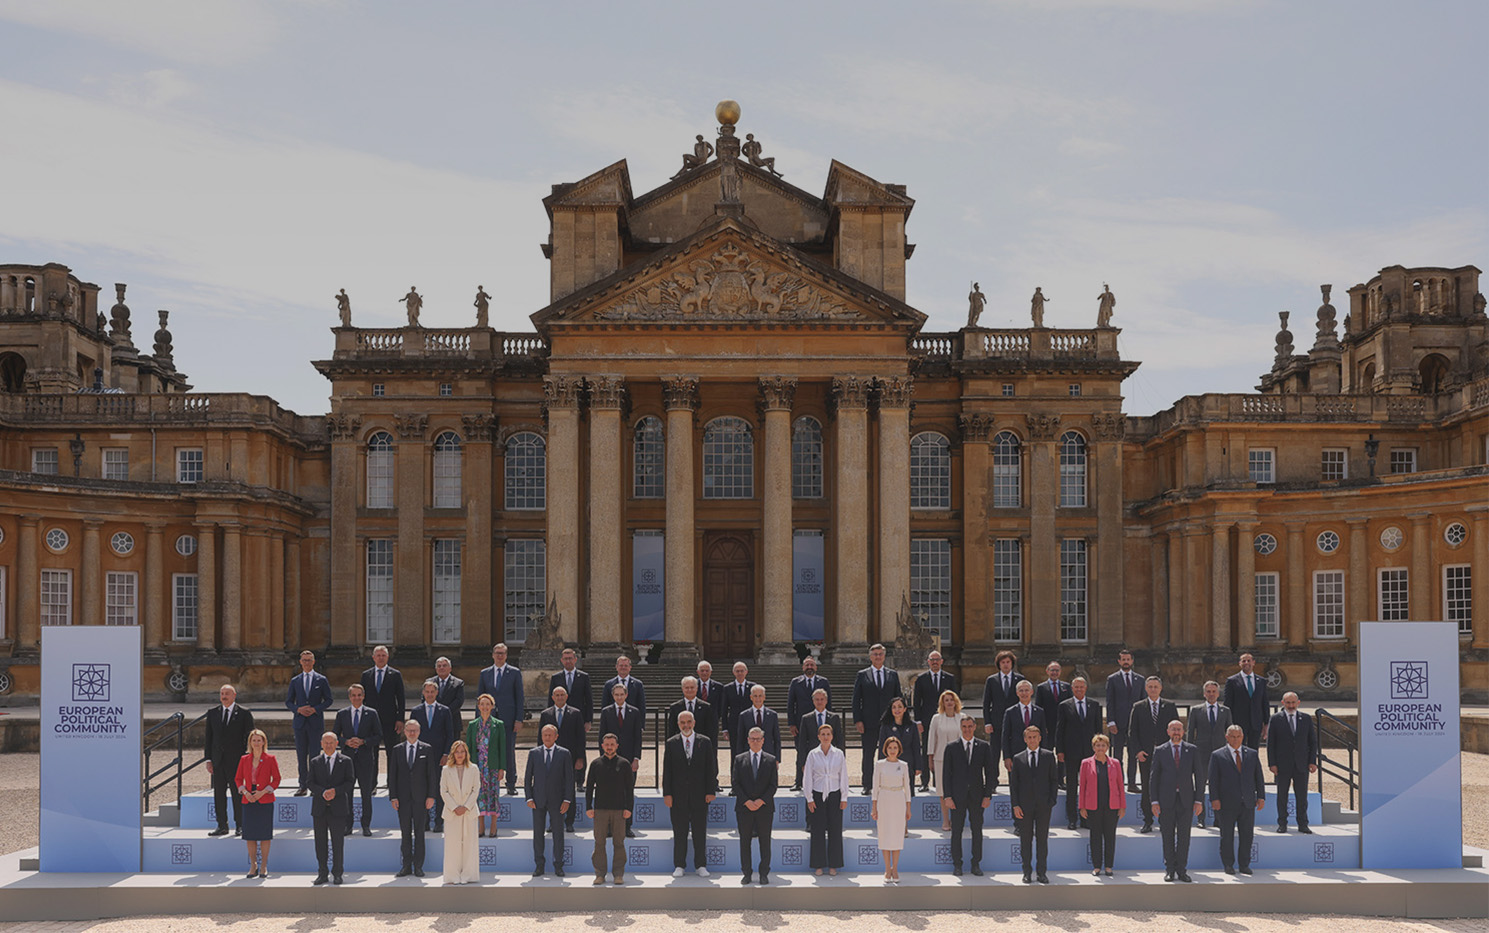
xmin=1314 ymin=708 xmax=1360 ymax=810
xmin=142 ymin=710 xmax=210 ymax=813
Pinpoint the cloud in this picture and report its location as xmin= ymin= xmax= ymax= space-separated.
xmin=0 ymin=0 xmax=283 ymax=65
xmin=1057 ymin=136 xmax=1125 ymax=160
xmin=102 ymin=69 xmax=196 ymax=109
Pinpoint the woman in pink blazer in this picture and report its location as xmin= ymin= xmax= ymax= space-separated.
xmin=234 ymin=729 xmax=281 ymax=878
xmin=1078 ymin=734 xmax=1125 ymax=876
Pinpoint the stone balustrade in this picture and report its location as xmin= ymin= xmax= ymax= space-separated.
xmin=913 ymin=327 xmax=1119 ymax=362
xmin=331 ymin=326 xmax=547 ymax=361
xmin=1134 ymin=390 xmax=1467 ymax=437
xmin=0 ymin=391 xmax=322 ymax=435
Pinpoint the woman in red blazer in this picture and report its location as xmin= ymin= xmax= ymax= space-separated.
xmin=234 ymin=729 xmax=281 ymax=878
xmin=1078 ymin=734 xmax=1126 ymax=876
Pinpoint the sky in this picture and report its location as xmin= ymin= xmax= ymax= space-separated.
xmin=0 ymin=0 xmax=1484 ymax=417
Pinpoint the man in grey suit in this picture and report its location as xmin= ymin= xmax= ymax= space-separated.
xmin=1186 ymin=680 xmax=1232 ymax=829
xmin=478 ymin=642 xmax=524 ymax=795
xmin=1209 ymin=725 xmax=1266 ymax=875
xmin=525 ymin=723 xmax=576 ymax=877
xmin=1149 ymin=719 xmax=1204 ymax=882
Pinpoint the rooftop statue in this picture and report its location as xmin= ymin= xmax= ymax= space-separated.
xmin=401 ymin=287 xmax=422 ymax=327
xmin=671 ymin=135 xmax=714 ymax=180
xmin=1031 ymin=287 xmax=1048 ymax=328
xmin=1097 ymin=283 xmax=1116 ymax=328
xmin=474 ymin=286 xmax=491 ymax=328
xmin=742 ymin=133 xmax=782 ymax=177
xmin=336 ymin=288 xmax=351 ymax=327
xmin=967 ymin=282 xmax=985 ymax=328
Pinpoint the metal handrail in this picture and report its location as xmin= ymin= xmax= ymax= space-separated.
xmin=1314 ymin=708 xmax=1360 ymax=810
xmin=142 ymin=709 xmax=210 ymax=813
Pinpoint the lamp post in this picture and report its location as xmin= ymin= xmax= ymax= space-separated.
xmin=69 ymin=433 xmax=84 ymax=477
xmin=1364 ymin=434 xmax=1380 ymax=479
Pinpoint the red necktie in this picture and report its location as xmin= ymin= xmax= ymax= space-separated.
xmin=1173 ymin=745 xmax=1180 ymax=767
xmin=700 ymin=684 xmax=708 ymax=701
xmin=1234 ymin=749 xmax=1242 ymax=773
xmin=1023 ymin=706 xmax=1030 ymax=728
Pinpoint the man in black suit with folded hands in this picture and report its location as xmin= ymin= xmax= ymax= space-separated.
xmin=1149 ymin=718 xmax=1204 ymax=882
xmin=550 ymin=647 xmax=593 ymax=731
xmin=1210 ymin=724 xmax=1266 ymax=875
xmin=732 ymin=726 xmax=778 ymax=885
xmin=599 ymin=682 xmax=644 ymax=837
xmin=387 ymin=718 xmax=438 ymax=877
xmin=1034 ymin=661 xmax=1071 ymax=728
xmin=1104 ymin=649 xmax=1142 ymax=789
xmin=541 ymin=685 xmax=588 ymax=832
xmin=786 ymin=656 xmax=829 ymax=789
xmin=1010 ymin=723 xmax=1059 ymax=884
xmin=852 ymin=644 xmax=901 ymax=791
xmin=527 ymin=723 xmax=576 ymax=877
xmin=1128 ymin=675 xmax=1179 ymax=833
xmin=307 ymin=731 xmax=356 ymax=885
xmin=941 ymin=713 xmax=996 ymax=876
xmin=734 ymin=685 xmax=782 ymax=762
xmin=666 ymin=675 xmax=718 ymax=746
xmin=205 ymin=684 xmax=254 ymax=837
xmin=1055 ymin=676 xmax=1103 ymax=830
xmin=333 ymin=683 xmax=382 ymax=836
xmin=1267 ymin=691 xmax=1318 ymax=834
xmin=718 ymin=661 xmax=757 ymax=752
xmin=1001 ymin=679 xmax=1047 ymax=771
xmin=662 ymin=710 xmax=718 ymax=877
xmin=360 ymin=645 xmax=405 ymax=778
xmin=408 ymin=679 xmax=454 ymax=831
xmin=432 ymin=656 xmax=465 ymax=742
xmin=912 ymin=650 xmax=956 ymax=791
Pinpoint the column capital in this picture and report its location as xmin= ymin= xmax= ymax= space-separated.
xmin=144 ymin=520 xmax=167 ymax=533
xmin=193 ymin=520 xmax=218 ymax=532
xmin=460 ymin=412 xmax=497 ymax=441
xmin=1234 ymin=519 xmax=1259 ymax=532
xmin=393 ymin=413 xmax=428 ymax=439
xmin=588 ymin=375 xmax=627 ymax=410
xmin=82 ymin=518 xmax=105 ymax=530
xmin=1091 ymin=411 xmax=1126 ymax=441
xmin=1025 ymin=412 xmax=1062 ymax=441
xmin=875 ymin=375 xmax=914 ymax=409
xmin=543 ymin=374 xmax=583 ymax=412
xmin=1345 ymin=516 xmax=1370 ymax=526
xmin=327 ymin=413 xmax=362 ymax=440
xmin=18 ymin=514 xmax=40 ymax=528
xmin=830 ymin=375 xmax=871 ymax=413
xmin=662 ymin=376 xmax=699 ymax=412
xmin=758 ymin=375 xmax=797 ymax=412
xmin=958 ymin=413 xmax=995 ymax=443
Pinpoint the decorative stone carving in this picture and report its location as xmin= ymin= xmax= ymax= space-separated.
xmin=393 ymin=413 xmax=428 ymax=440
xmin=402 ymin=287 xmax=422 ymax=327
xmin=1313 ymin=284 xmax=1340 ymax=350
xmin=152 ymin=310 xmax=174 ymax=369
xmin=894 ymin=593 xmax=939 ymax=660
xmin=474 ymin=286 xmax=491 ymax=328
xmin=1273 ymin=311 xmax=1295 ymax=369
xmin=1091 ymin=411 xmax=1126 ymax=441
xmin=588 ymin=375 xmax=626 ymax=410
xmin=461 ymin=413 xmax=496 ymax=441
xmin=876 ymin=375 xmax=914 ymax=409
xmin=108 ymin=284 xmax=132 ymax=344
xmin=830 ymin=375 xmax=871 ymax=412
xmin=542 ymin=375 xmax=583 ymax=411
xmin=336 ymin=288 xmax=351 ymax=327
xmin=598 ymin=242 xmax=862 ymax=321
xmin=758 ymin=375 xmax=797 ymax=411
xmin=525 ymin=594 xmax=565 ymax=652
xmin=671 ymin=135 xmax=715 ymax=180
xmin=967 ymin=282 xmax=985 ymax=328
xmin=662 ymin=376 xmax=699 ymax=412
xmin=1475 ymin=292 xmax=1487 ymax=318
xmin=326 ymin=413 xmax=362 ymax=440
xmin=1097 ymin=284 xmax=1116 ymax=328
xmin=1030 ymin=288 xmax=1048 ymax=328
xmin=742 ymin=133 xmax=782 ymax=177
xmin=1025 ymin=412 xmax=1062 ymax=441
xmin=716 ymin=125 xmax=742 ymax=204
xmin=958 ymin=413 xmax=995 ymax=443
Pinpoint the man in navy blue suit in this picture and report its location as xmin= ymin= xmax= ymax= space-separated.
xmin=359 ymin=645 xmax=406 ymax=778
xmin=540 ymin=685 xmax=588 ymax=832
xmin=851 ymin=644 xmax=900 ymax=791
xmin=526 ymin=723 xmax=576 ymax=877
xmin=333 ymin=683 xmax=383 ymax=836
xmin=1209 ymin=725 xmax=1266 ymax=875
xmin=409 ymin=679 xmax=454 ymax=830
xmin=432 ymin=656 xmax=465 ymax=742
xmin=1150 ymin=719 xmax=1204 ymax=882
xmin=1000 ymin=680 xmax=1047 ymax=770
xmin=718 ymin=661 xmax=757 ymax=751
xmin=1104 ymin=648 xmax=1142 ymax=788
xmin=733 ymin=685 xmax=782 ymax=761
xmin=1224 ymin=653 xmax=1270 ymax=752
xmin=603 ymin=655 xmax=647 ymax=720
xmin=694 ymin=660 xmax=724 ymax=711
xmin=549 ymin=647 xmax=593 ymax=730
xmin=1034 ymin=661 xmax=1071 ymax=727
xmin=388 ymin=718 xmax=438 ymax=877
xmin=477 ymin=642 xmax=524 ymax=795
xmin=598 ymin=682 xmax=643 ymax=837
xmin=284 ymin=649 xmax=334 ymax=795
xmin=786 ymin=656 xmax=829 ymax=789
xmin=981 ymin=649 xmax=1027 ymax=749
xmin=1266 ymin=691 xmax=1317 ymax=833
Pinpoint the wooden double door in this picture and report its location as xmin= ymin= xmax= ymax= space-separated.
xmin=702 ymin=532 xmax=754 ymax=659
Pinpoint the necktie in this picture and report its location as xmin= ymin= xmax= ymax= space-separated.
xmin=376 ymin=668 xmax=384 ymax=692
xmin=545 ymin=748 xmax=552 ymax=766
xmin=1125 ymin=672 xmax=1131 ymax=691
xmin=223 ymin=706 xmax=231 ymax=725
xmin=687 ymin=701 xmax=694 ymax=713
xmin=756 ymin=709 xmax=762 ymax=728
xmin=1246 ymin=674 xmax=1254 ymax=696
xmin=352 ymin=709 xmax=359 ymax=733
xmin=933 ymin=674 xmax=939 ymax=692
xmin=556 ymin=707 xmax=564 ymax=728
xmin=1173 ymin=744 xmax=1180 ymax=768
xmin=752 ymin=753 xmax=759 ymax=778
xmin=700 ymin=683 xmax=708 ymax=701
xmin=685 ymin=739 xmax=693 ymax=760
xmin=426 ymin=704 xmax=434 ymax=724
xmin=1004 ymin=674 xmax=1010 ymax=693
xmin=875 ymin=669 xmax=882 ymax=690
xmin=1078 ymin=700 xmax=1085 ymax=719
xmin=1290 ymin=714 xmax=1296 ymax=734
xmin=1234 ymin=749 xmax=1242 ymax=773
xmin=818 ymin=712 xmax=825 ymax=728
xmin=618 ymin=706 xmax=624 ymax=725
xmin=303 ymin=672 xmax=311 ymax=696
xmin=567 ymin=671 xmax=574 ymax=690
xmin=407 ymin=745 xmax=414 ymax=768
xmin=1023 ymin=705 xmax=1030 ymax=728
xmin=440 ymin=677 xmax=447 ymax=694
xmin=1152 ymin=701 xmax=1159 ymax=723
xmin=1210 ymin=705 xmax=1216 ymax=726
xmin=965 ymin=741 xmax=972 ymax=761
xmin=1051 ymin=682 xmax=1059 ymax=700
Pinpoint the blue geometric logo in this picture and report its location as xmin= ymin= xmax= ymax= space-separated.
xmin=934 ymin=843 xmax=952 ymax=865
xmin=1250 ymin=842 xmax=1260 ymax=864
xmin=921 ymin=800 xmax=940 ymax=821
xmin=1313 ymin=842 xmax=1334 ymax=863
xmin=206 ymin=801 xmax=217 ymax=822
xmin=629 ymin=845 xmax=650 ymax=866
xmin=562 ymin=845 xmax=573 ymax=865
xmin=858 ymin=844 xmax=880 ymax=866
xmin=850 ymin=802 xmax=871 ymax=822
xmin=778 ymin=801 xmax=799 ymax=822
xmin=479 ymin=845 xmax=497 ymax=866
xmin=499 ymin=801 xmax=512 ymax=822
xmin=1389 ymin=661 xmax=1428 ymax=700
xmin=171 ymin=843 xmax=192 ymax=865
xmin=708 ymin=801 xmax=726 ymax=823
xmin=993 ymin=801 xmax=1013 ymax=821
xmin=780 ymin=843 xmax=803 ymax=866
xmin=635 ymin=802 xmax=655 ymax=822
xmin=1011 ymin=843 xmax=1023 ymax=864
xmin=72 ymin=663 xmax=110 ymax=702
xmin=706 ymin=844 xmax=725 ymax=866
xmin=277 ymin=802 xmax=298 ymax=823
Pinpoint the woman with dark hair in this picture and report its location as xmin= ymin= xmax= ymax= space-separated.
xmin=877 ymin=696 xmax=921 ymax=797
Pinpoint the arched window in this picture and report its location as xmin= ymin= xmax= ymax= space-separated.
xmin=432 ymin=431 xmax=463 ymax=508
xmin=792 ymin=416 xmax=823 ymax=499
xmin=633 ymin=416 xmax=665 ymax=498
xmin=505 ymin=431 xmax=546 ymax=510
xmin=366 ymin=431 xmax=394 ymax=509
xmin=910 ymin=432 xmax=951 ymax=510
xmin=1058 ymin=431 xmax=1087 ymax=508
xmin=1418 ymin=354 xmax=1450 ymax=394
xmin=702 ymin=416 xmax=753 ymax=499
xmin=991 ymin=431 xmax=1022 ymax=508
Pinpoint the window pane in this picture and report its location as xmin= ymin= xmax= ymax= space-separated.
xmin=992 ymin=432 xmax=1021 ymax=509
xmin=1248 ymin=449 xmax=1274 ymax=484
xmin=173 ymin=574 xmax=198 ymax=640
xmin=105 ymin=571 xmax=137 ymax=625
xmin=992 ymin=538 xmax=1022 ymax=641
xmin=633 ymin=417 xmax=665 ymax=499
xmin=1059 ymin=539 xmax=1088 ymax=641
xmin=1320 ymin=449 xmax=1347 ymax=481
xmin=1378 ymin=568 xmax=1409 ymax=622
xmin=177 ymin=449 xmax=203 ymax=484
xmin=1059 ymin=432 xmax=1087 ymax=508
xmin=432 ymin=431 xmax=463 ymax=508
xmin=505 ymin=432 xmax=547 ymax=509
xmin=791 ymin=417 xmax=823 ymax=499
xmin=504 ymin=539 xmax=546 ymax=641
xmin=909 ymin=539 xmax=951 ymax=638
xmin=702 ymin=416 xmax=753 ymax=499
xmin=102 ymin=448 xmax=129 ymax=481
xmin=366 ymin=539 xmax=394 ymax=643
xmin=40 ymin=569 xmax=71 ymax=625
xmin=432 ymin=539 xmax=462 ymax=643
xmin=1254 ymin=572 xmax=1279 ymax=638
xmin=32 ymin=448 xmax=58 ymax=475
xmin=910 ymin=433 xmax=951 ymax=510
xmin=1445 ymin=566 xmax=1472 ymax=635
xmin=1389 ymin=449 xmax=1417 ymax=474
xmin=367 ymin=432 xmax=394 ymax=509
xmin=1313 ymin=570 xmax=1345 ymax=638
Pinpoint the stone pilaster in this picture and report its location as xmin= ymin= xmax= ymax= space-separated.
xmin=1408 ymin=513 xmax=1432 ymax=622
xmin=16 ymin=516 xmax=38 ymax=650
xmin=269 ymin=532 xmax=285 ymax=651
xmin=589 ymin=377 xmax=626 ymax=648
xmin=1347 ymin=518 xmax=1368 ymax=645
xmin=462 ymin=413 xmax=496 ymax=648
xmin=663 ymin=377 xmax=699 ymax=651
xmin=1026 ymin=413 xmax=1061 ymax=646
xmin=286 ymin=537 xmax=303 ymax=650
xmin=544 ymin=376 xmax=584 ymax=644
xmin=221 ymin=523 xmax=243 ymax=651
xmin=1210 ymin=521 xmax=1232 ymax=648
xmin=195 ymin=523 xmax=217 ymax=650
xmin=394 ymin=413 xmax=428 ymax=647
xmin=144 ymin=522 xmax=165 ymax=649
xmin=1285 ymin=523 xmax=1307 ymax=646
xmin=959 ymin=414 xmax=993 ymax=645
xmin=1470 ymin=507 xmax=1489 ymax=649
xmin=1165 ymin=528 xmax=1184 ymax=647
xmin=759 ymin=376 xmax=797 ymax=659
xmin=876 ymin=376 xmax=912 ymax=644
xmin=327 ymin=413 xmax=361 ymax=648
xmin=1093 ymin=414 xmax=1125 ymax=647
xmin=1235 ymin=521 xmax=1257 ymax=644
xmin=82 ymin=520 xmax=103 ymax=625
xmin=831 ymin=376 xmax=871 ymax=650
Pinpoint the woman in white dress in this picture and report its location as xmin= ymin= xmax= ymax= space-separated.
xmin=871 ymin=736 xmax=912 ymax=882
xmin=925 ymin=690 xmax=964 ymax=831
xmin=440 ymin=740 xmax=481 ymax=884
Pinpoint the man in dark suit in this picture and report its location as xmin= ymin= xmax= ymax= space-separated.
xmin=1186 ymin=680 xmax=1233 ymax=829
xmin=694 ymin=660 xmax=724 ymax=711
xmin=307 ymin=731 xmax=356 ymax=885
xmin=912 ymin=650 xmax=957 ymax=791
xmin=409 ymin=679 xmax=454 ymax=831
xmin=387 ymin=719 xmax=438 ymax=877
xmin=599 ymin=682 xmax=643 ymax=837
xmin=540 ymin=685 xmax=587 ymax=832
xmin=477 ymin=642 xmax=524 ymax=795
xmin=1010 ymin=724 xmax=1060 ymax=883
xmin=732 ymin=726 xmax=778 ymax=885
xmin=1104 ymin=649 xmax=1141 ymax=788
xmin=1209 ymin=725 xmax=1266 ymax=875
xmin=982 ymin=649 xmax=1027 ymax=749
xmin=333 ymin=683 xmax=383 ymax=836
xmin=285 ymin=650 xmax=334 ymax=796
xmin=797 ymin=687 xmax=845 ymax=788
xmin=1034 ymin=661 xmax=1071 ymax=726
xmin=602 ymin=655 xmax=647 ymax=721
xmin=1224 ymin=652 xmax=1270 ymax=751
xmin=549 ymin=647 xmax=593 ymax=731
xmin=1266 ymin=691 xmax=1317 ymax=833
xmin=525 ymin=724 xmax=576 ymax=877
xmin=941 ymin=713 xmax=996 ymax=876
xmin=1055 ymin=676 xmax=1103 ymax=829
xmin=433 ymin=656 xmax=465 ymax=741
xmin=662 ymin=710 xmax=718 ymax=876
xmin=1001 ymin=680 xmax=1048 ymax=769
xmin=360 ymin=645 xmax=406 ymax=777
xmin=666 ymin=676 xmax=718 ymax=746
xmin=1128 ymin=675 xmax=1179 ymax=832
xmin=851 ymin=644 xmax=901 ymax=791
xmin=734 ymin=685 xmax=783 ymax=762
xmin=786 ymin=656 xmax=829 ymax=789
xmin=204 ymin=683 xmax=254 ymax=836
xmin=1149 ymin=719 xmax=1204 ymax=882
xmin=718 ymin=661 xmax=757 ymax=751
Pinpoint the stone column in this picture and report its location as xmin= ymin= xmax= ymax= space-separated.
xmin=588 ymin=378 xmax=626 ymax=648
xmin=1093 ymin=415 xmax=1126 ymax=647
xmin=663 ymin=377 xmax=699 ymax=650
xmin=958 ymin=414 xmax=993 ymax=645
xmin=326 ymin=413 xmax=361 ymax=647
xmin=16 ymin=516 xmax=39 ymax=650
xmin=1149 ymin=531 xmax=1169 ymax=648
xmin=243 ymin=529 xmax=269 ymax=649
xmin=394 ymin=413 xmax=428 ymax=647
xmin=876 ymin=376 xmax=913 ymax=644
xmin=1027 ymin=414 xmax=1062 ymax=646
xmin=831 ymin=377 xmax=871 ymax=649
xmin=1209 ymin=521 xmax=1232 ymax=648
xmin=544 ymin=376 xmax=583 ymax=643
xmin=221 ymin=522 xmax=243 ymax=651
xmin=144 ymin=522 xmax=165 ymax=649
xmin=1235 ymin=521 xmax=1257 ymax=644
xmin=1166 ymin=526 xmax=1185 ymax=647
xmin=461 ymin=414 xmax=496 ymax=647
xmin=195 ymin=523 xmax=217 ymax=650
xmin=286 ymin=537 xmax=303 ymax=650
xmin=1470 ymin=507 xmax=1489 ymax=649
xmin=82 ymin=519 xmax=103 ymax=625
xmin=1285 ymin=523 xmax=1306 ymax=646
xmin=1347 ymin=519 xmax=1368 ymax=644
xmin=1408 ymin=512 xmax=1432 ymax=621
xmin=759 ymin=376 xmax=797 ymax=659
xmin=269 ymin=532 xmax=285 ymax=651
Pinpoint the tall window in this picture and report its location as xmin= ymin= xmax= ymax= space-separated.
xmin=432 ymin=539 xmax=462 ymax=643
xmin=910 ymin=432 xmax=951 ymax=510
xmin=1255 ymin=572 xmax=1279 ymax=638
xmin=1058 ymin=431 xmax=1087 ymax=507
xmin=505 ymin=432 xmax=546 ymax=509
xmin=1447 ymin=565 xmax=1471 ymax=639
xmin=432 ymin=431 xmax=463 ymax=508
xmin=173 ymin=573 xmax=199 ymax=640
xmin=633 ymin=416 xmax=665 ymax=498
xmin=1378 ymin=568 xmax=1409 ymax=622
xmin=366 ymin=540 xmax=394 ymax=643
xmin=1248 ymin=448 xmax=1275 ymax=484
xmin=1059 ymin=539 xmax=1088 ymax=641
xmin=105 ymin=571 xmax=137 ymax=625
xmin=792 ymin=416 xmax=824 ymax=499
xmin=992 ymin=431 xmax=1022 ymax=508
xmin=31 ymin=448 xmax=58 ymax=475
xmin=504 ymin=540 xmax=546 ymax=641
xmin=702 ymin=416 xmax=753 ymax=499
xmin=177 ymin=448 xmax=204 ymax=484
xmin=40 ymin=569 xmax=71 ymax=625
xmin=366 ymin=431 xmax=394 ymax=509
xmin=1389 ymin=448 xmax=1417 ymax=474
xmin=992 ymin=538 xmax=1023 ymax=641
xmin=0 ymin=568 xmax=6 ymax=639
xmin=1320 ymin=448 xmax=1347 ymax=481
xmin=1313 ymin=570 xmax=1345 ymax=638
xmin=909 ymin=539 xmax=952 ymax=638
xmin=102 ymin=448 xmax=129 ymax=481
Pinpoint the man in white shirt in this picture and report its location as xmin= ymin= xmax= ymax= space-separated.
xmin=802 ymin=723 xmax=850 ymax=874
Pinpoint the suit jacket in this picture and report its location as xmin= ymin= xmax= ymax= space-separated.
xmin=549 ymin=668 xmax=593 ymax=724
xmin=852 ymin=667 xmax=902 ymax=732
xmin=409 ymin=701 xmax=455 ymax=756
xmin=434 ymin=675 xmax=465 ymax=739
xmin=878 ymin=716 xmax=922 ymax=769
xmin=359 ymin=665 xmax=406 ymax=732
xmin=695 ymin=678 xmax=725 ymax=709
xmin=1128 ymin=698 xmax=1181 ymax=757
xmin=1224 ymin=671 xmax=1270 ymax=737
xmin=1149 ymin=740 xmax=1205 ymax=806
xmin=734 ymin=705 xmax=782 ymax=761
xmin=284 ymin=670 xmax=334 ymax=732
xmin=477 ymin=664 xmax=524 ymax=729
xmin=525 ymin=743 xmax=576 ymax=809
xmin=798 ymin=709 xmax=846 ymax=753
xmin=333 ymin=704 xmax=383 ymax=765
xmin=1001 ymin=703 xmax=1048 ymax=762
xmin=203 ymin=704 xmax=255 ymax=766
xmin=1186 ymin=703 xmax=1234 ymax=759
xmin=1104 ymin=669 xmax=1143 ymax=736
xmin=1034 ymin=679 xmax=1072 ymax=725
xmin=666 ymin=698 xmax=718 ymax=747
xmin=387 ymin=739 xmax=439 ymax=805
xmin=940 ymin=736 xmax=998 ymax=804
xmin=718 ymin=680 xmax=757 ymax=739
xmin=662 ymin=732 xmax=718 ymax=804
xmin=602 ymin=675 xmax=646 ymax=719
xmin=1266 ymin=710 xmax=1317 ymax=772
xmin=787 ymin=673 xmax=832 ymax=728
xmin=538 ymin=704 xmax=586 ymax=766
xmin=598 ymin=702 xmax=643 ymax=761
xmin=1055 ymin=696 xmax=1103 ymax=761
xmin=1209 ymin=745 xmax=1266 ymax=809
xmin=306 ymin=751 xmax=356 ymax=819
xmin=731 ymin=751 xmax=779 ymax=811
xmin=981 ymin=671 xmax=1028 ymax=736
xmin=912 ymin=670 xmax=958 ymax=731
xmin=1009 ymin=747 xmax=1060 ymax=813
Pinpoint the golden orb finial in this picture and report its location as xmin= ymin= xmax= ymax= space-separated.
xmin=715 ymin=99 xmax=741 ymax=127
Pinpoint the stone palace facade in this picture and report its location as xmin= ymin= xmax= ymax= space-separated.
xmin=0 ymin=106 xmax=1484 ymax=700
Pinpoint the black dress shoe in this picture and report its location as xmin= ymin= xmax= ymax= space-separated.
xmin=1067 ymin=821 xmax=1078 ymax=831
xmin=313 ymin=874 xmax=329 ymax=885
xmin=413 ymin=867 xmax=425 ymax=877
xmin=362 ymin=827 xmax=372 ymax=837
xmin=1164 ymin=870 xmax=1176 ymax=882
xmin=952 ymin=866 xmax=963 ymax=877
xmin=332 ymin=875 xmax=343 ymax=885
xmin=1239 ymin=866 xmax=1253 ymax=875
xmin=1177 ymin=872 xmax=1192 ymax=883
xmin=741 ymin=874 xmax=753 ymax=885
xmin=759 ymin=873 xmax=769 ymax=884
xmin=1037 ymin=874 xmax=1049 ymax=884
xmin=533 ymin=867 xmax=544 ymax=877
xmin=295 ymin=788 xmax=310 ymax=797
xmin=234 ymin=827 xmax=243 ymax=837
xmin=625 ymin=828 xmax=637 ymax=838
xmin=970 ymin=864 xmax=983 ymax=876
xmin=555 ymin=866 xmax=565 ymax=877
xmin=1224 ymin=866 xmax=1236 ymax=875
xmin=1276 ymin=825 xmax=1287 ymax=833
xmin=209 ymin=827 xmax=229 ymax=837
xmin=1298 ymin=826 xmax=1312 ymax=834
xmin=396 ymin=867 xmax=412 ymax=877
xmin=432 ymin=822 xmax=445 ymax=833
xmin=1139 ymin=823 xmax=1153 ymax=834
xmin=1022 ymin=873 xmax=1033 ymax=884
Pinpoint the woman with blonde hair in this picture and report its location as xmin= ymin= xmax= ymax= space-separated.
xmin=233 ymin=728 xmax=280 ymax=878
xmin=1079 ymin=732 xmax=1126 ymax=877
xmin=924 ymin=689 xmax=964 ymax=830
xmin=441 ymin=739 xmax=481 ymax=883
xmin=464 ymin=693 xmax=506 ymax=837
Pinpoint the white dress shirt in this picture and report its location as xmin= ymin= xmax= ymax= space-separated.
xmin=802 ymin=744 xmax=850 ymax=798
